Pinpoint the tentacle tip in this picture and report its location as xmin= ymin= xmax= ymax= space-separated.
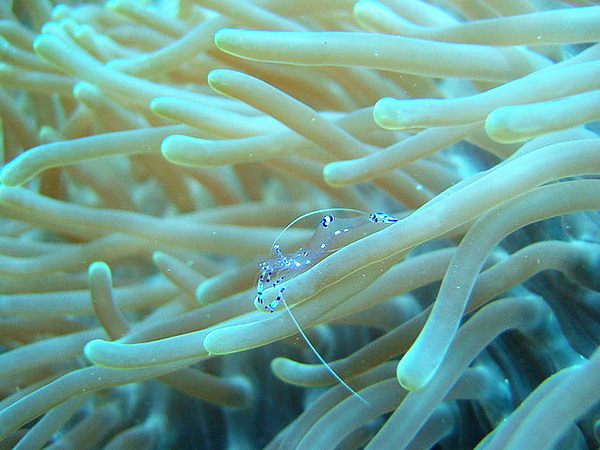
xmin=485 ymin=109 xmax=522 ymax=144
xmin=83 ymin=338 xmax=111 ymax=365
xmin=396 ymin=363 xmax=435 ymax=391
xmin=213 ymin=29 xmax=241 ymax=53
xmin=373 ymin=97 xmax=404 ymax=130
xmin=0 ymin=165 xmax=21 ymax=187
xmin=322 ymin=162 xmax=351 ymax=187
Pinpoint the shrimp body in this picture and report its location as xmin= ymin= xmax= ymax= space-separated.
xmin=255 ymin=211 xmax=398 ymax=312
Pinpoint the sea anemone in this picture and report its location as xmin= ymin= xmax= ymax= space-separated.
xmin=1 ymin=0 xmax=599 ymax=448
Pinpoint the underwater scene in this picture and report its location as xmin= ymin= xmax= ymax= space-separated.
xmin=0 ymin=0 xmax=599 ymax=448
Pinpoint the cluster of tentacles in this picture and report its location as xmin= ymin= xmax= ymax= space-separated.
xmin=1 ymin=0 xmax=599 ymax=448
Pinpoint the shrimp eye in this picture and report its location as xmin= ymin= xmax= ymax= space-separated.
xmin=369 ymin=212 xmax=399 ymax=224
xmin=321 ymin=214 xmax=334 ymax=228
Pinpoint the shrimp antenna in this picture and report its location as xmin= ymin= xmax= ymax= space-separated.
xmin=281 ymin=297 xmax=371 ymax=405
xmin=271 ymin=207 xmax=367 ymax=249
xmin=271 ymin=207 xmax=371 ymax=405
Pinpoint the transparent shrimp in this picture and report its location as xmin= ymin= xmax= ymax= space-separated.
xmin=255 ymin=209 xmax=398 ymax=313
xmin=254 ymin=208 xmax=399 ymax=405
